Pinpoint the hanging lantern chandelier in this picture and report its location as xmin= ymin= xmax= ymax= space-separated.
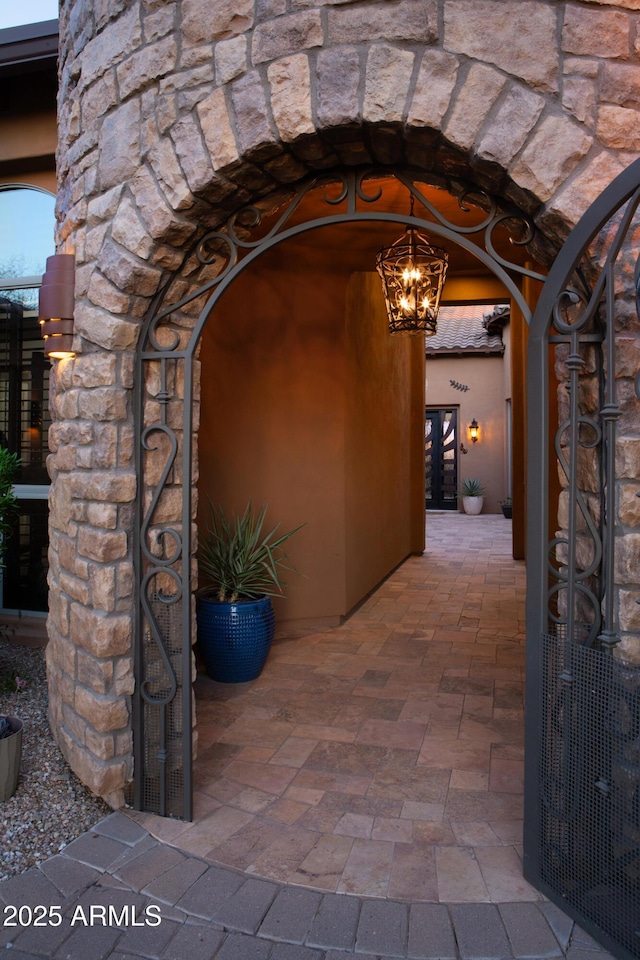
xmin=375 ymin=196 xmax=449 ymax=336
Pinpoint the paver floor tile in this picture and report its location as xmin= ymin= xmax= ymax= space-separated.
xmin=475 ymin=846 xmax=543 ymax=902
xmin=489 ymin=757 xmax=525 ymax=794
xmin=445 ymin=788 xmax=524 ymax=822
xmin=284 ymin=785 xmax=325 ymax=806
xmin=270 ymin=738 xmax=319 ymax=768
xmin=371 ymin=817 xmax=413 ymax=843
xmin=291 ymin=834 xmax=355 ymax=890
xmin=435 ymin=846 xmax=491 ymax=902
xmin=388 ymin=842 xmax=439 ymax=901
xmin=173 ymin=807 xmax=255 ymax=855
xmin=355 ymin=719 xmax=427 ymax=750
xmin=449 ymin=769 xmax=490 ymax=791
xmin=337 ymin=839 xmax=394 ymax=897
xmin=204 ymin=819 xmax=286 ymax=871
xmin=412 ymin=820 xmax=457 ymax=845
xmin=489 ymin=819 xmax=523 ymax=843
xmin=245 ymin=827 xmax=319 ymax=883
xmin=333 ymin=813 xmax=374 ymax=839
xmin=399 ymin=800 xmax=445 ymax=821
xmin=224 ymin=761 xmax=298 ymax=794
xmin=450 ymin=820 xmax=503 ymax=847
xmin=292 ymin=769 xmax=371 ymax=796
xmin=290 ymin=724 xmax=356 ymax=743
xmin=417 ymin=738 xmax=491 ymax=772
xmin=265 ymin=798 xmax=310 ymax=825
xmin=165 ymin=514 xmax=536 ymax=903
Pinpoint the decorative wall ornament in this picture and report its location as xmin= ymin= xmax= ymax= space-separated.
xmin=450 ymin=379 xmax=470 ymax=392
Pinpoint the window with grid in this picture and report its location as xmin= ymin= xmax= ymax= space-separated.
xmin=0 ymin=186 xmax=55 ymax=612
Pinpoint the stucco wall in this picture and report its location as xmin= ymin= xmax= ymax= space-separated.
xmin=198 ymin=257 xmax=421 ymax=625
xmin=198 ymin=241 xmax=348 ymax=624
xmin=345 ymin=272 xmax=423 ymax=613
xmin=47 ymin=0 xmax=640 ymax=804
xmin=426 ymin=354 xmax=508 ymax=514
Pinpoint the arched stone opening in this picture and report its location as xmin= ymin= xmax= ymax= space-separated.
xmin=46 ymin=153 xmax=563 ymax=813
xmin=50 ymin=0 xmax=638 ymax=812
xmin=131 ymin=165 xmax=551 ymax=819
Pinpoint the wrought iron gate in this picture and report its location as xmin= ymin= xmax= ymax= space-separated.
xmin=525 ymin=157 xmax=640 ymax=960
xmin=132 ymin=168 xmax=544 ymax=822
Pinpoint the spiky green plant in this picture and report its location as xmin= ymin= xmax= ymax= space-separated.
xmin=459 ymin=477 xmax=486 ymax=497
xmin=198 ymin=502 xmax=303 ymax=603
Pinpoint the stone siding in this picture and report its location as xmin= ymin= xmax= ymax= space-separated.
xmin=51 ymin=0 xmax=640 ymax=803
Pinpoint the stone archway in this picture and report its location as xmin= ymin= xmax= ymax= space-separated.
xmin=48 ymin=0 xmax=638 ymax=811
xmin=133 ymin=167 xmax=548 ymax=820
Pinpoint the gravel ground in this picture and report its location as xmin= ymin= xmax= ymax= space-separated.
xmin=0 ymin=643 xmax=110 ymax=881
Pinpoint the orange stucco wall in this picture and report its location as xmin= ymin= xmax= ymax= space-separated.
xmin=198 ymin=244 xmax=423 ymax=625
xmin=0 ymin=104 xmax=56 ymax=194
xmin=345 ymin=272 xmax=423 ymax=611
xmin=0 ymin=170 xmax=56 ymax=193
xmin=0 ymin=112 xmax=56 ymax=166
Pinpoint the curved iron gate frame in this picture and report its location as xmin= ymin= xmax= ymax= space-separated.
xmin=133 ymin=168 xmax=545 ymax=821
xmin=525 ymin=157 xmax=640 ymax=960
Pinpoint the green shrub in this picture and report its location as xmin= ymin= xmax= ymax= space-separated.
xmin=0 ymin=449 xmax=19 ymax=568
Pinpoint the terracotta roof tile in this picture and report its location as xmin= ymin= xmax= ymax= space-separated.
xmin=426 ymin=304 xmax=506 ymax=355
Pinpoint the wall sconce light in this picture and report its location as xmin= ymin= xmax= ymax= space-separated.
xmin=375 ymin=195 xmax=448 ymax=336
xmin=39 ymin=253 xmax=76 ymax=360
xmin=469 ymin=419 xmax=480 ymax=443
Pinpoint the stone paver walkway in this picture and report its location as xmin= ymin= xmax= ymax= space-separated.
xmin=135 ymin=515 xmax=530 ymax=902
xmin=0 ymin=811 xmax=616 ymax=959
xmin=0 ymin=515 xmax=618 ymax=957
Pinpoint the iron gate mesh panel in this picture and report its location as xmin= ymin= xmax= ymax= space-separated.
xmin=540 ymin=631 xmax=640 ymax=959
xmin=139 ymin=595 xmax=185 ymax=818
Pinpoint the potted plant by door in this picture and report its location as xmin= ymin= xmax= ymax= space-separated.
xmin=196 ymin=502 xmax=302 ymax=683
xmin=460 ymin=478 xmax=486 ymax=515
xmin=500 ymin=497 xmax=513 ymax=519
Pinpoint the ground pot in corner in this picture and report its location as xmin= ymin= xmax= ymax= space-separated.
xmin=501 ymin=503 xmax=512 ymax=519
xmin=196 ymin=595 xmax=275 ymax=683
xmin=0 ymin=716 xmax=23 ymax=801
xmin=462 ymin=496 xmax=484 ymax=515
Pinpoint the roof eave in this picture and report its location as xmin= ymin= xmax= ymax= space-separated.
xmin=0 ymin=20 xmax=59 ymax=72
xmin=426 ymin=348 xmax=505 ymax=358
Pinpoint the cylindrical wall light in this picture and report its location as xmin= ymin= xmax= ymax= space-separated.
xmin=39 ymin=253 xmax=75 ymax=360
xmin=469 ymin=419 xmax=479 ymax=443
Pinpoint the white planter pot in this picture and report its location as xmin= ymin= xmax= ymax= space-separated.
xmin=462 ymin=496 xmax=483 ymax=515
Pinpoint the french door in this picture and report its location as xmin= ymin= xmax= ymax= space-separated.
xmin=425 ymin=408 xmax=458 ymax=510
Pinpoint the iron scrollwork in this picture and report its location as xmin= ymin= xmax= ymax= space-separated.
xmin=528 ymin=164 xmax=640 ymax=960
xmin=546 ymin=185 xmax=640 ymax=651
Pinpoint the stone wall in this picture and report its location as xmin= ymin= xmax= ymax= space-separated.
xmin=51 ymin=0 xmax=640 ymax=804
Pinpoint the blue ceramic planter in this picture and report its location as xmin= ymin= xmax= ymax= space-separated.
xmin=196 ymin=595 xmax=275 ymax=683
